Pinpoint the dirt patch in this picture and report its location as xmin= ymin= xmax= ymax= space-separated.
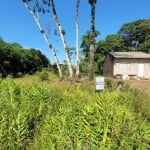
xmin=125 ymin=79 xmax=150 ymax=94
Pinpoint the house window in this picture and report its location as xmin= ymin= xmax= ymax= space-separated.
xmin=120 ymin=63 xmax=130 ymax=70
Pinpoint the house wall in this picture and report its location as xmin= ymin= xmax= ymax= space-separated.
xmin=113 ymin=58 xmax=150 ymax=78
xmin=103 ymin=54 xmax=114 ymax=76
xmin=143 ymin=63 xmax=150 ymax=78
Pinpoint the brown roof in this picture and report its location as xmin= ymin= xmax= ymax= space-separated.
xmin=109 ymin=52 xmax=150 ymax=59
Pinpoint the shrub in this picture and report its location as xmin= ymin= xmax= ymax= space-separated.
xmin=105 ymin=77 xmax=118 ymax=90
xmin=15 ymin=72 xmax=23 ymax=77
xmin=39 ymin=70 xmax=49 ymax=81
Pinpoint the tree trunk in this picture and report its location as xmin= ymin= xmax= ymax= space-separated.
xmin=88 ymin=41 xmax=95 ymax=80
xmin=75 ymin=0 xmax=80 ymax=77
xmin=50 ymin=0 xmax=73 ymax=78
xmin=23 ymin=2 xmax=63 ymax=78
xmin=88 ymin=1 xmax=96 ymax=81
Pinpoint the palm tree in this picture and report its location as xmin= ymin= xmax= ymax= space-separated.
xmin=88 ymin=0 xmax=97 ymax=81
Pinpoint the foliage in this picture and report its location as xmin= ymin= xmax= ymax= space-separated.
xmin=80 ymin=30 xmax=100 ymax=74
xmin=80 ymin=32 xmax=125 ymax=75
xmin=0 ymin=79 xmax=49 ymax=149
xmin=80 ymin=19 xmax=150 ymax=75
xmin=81 ymin=30 xmax=100 ymax=58
xmin=129 ymin=89 xmax=150 ymax=121
xmin=39 ymin=69 xmax=49 ymax=81
xmin=97 ymin=34 xmax=126 ymax=53
xmin=0 ymin=39 xmax=50 ymax=77
xmin=104 ymin=77 xmax=118 ymax=90
xmin=32 ymin=85 xmax=150 ymax=150
xmin=80 ymin=58 xmax=89 ymax=75
xmin=118 ymin=19 xmax=150 ymax=52
xmin=0 ymin=78 xmax=150 ymax=149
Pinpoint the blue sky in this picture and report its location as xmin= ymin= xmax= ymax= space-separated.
xmin=0 ymin=0 xmax=150 ymax=64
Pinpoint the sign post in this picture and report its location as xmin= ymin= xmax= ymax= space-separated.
xmin=96 ymin=76 xmax=105 ymax=91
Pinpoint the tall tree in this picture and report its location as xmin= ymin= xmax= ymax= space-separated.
xmin=80 ymin=30 xmax=100 ymax=74
xmin=88 ymin=0 xmax=97 ymax=81
xmin=22 ymin=0 xmax=63 ymax=78
xmin=75 ymin=0 xmax=80 ymax=77
xmin=118 ymin=19 xmax=150 ymax=52
xmin=49 ymin=0 xmax=73 ymax=78
xmin=0 ymin=39 xmax=49 ymax=77
xmin=97 ymin=34 xmax=125 ymax=52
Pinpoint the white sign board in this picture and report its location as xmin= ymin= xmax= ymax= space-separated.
xmin=96 ymin=76 xmax=105 ymax=90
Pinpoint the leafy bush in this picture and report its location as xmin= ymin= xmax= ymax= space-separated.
xmin=15 ymin=72 xmax=23 ymax=77
xmin=105 ymin=77 xmax=118 ymax=90
xmin=0 ymin=40 xmax=50 ymax=77
xmin=39 ymin=70 xmax=49 ymax=81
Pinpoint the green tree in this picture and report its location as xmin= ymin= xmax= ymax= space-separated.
xmin=97 ymin=34 xmax=126 ymax=55
xmin=0 ymin=39 xmax=50 ymax=77
xmin=105 ymin=34 xmax=125 ymax=51
xmin=118 ymin=19 xmax=150 ymax=52
xmin=80 ymin=30 xmax=100 ymax=75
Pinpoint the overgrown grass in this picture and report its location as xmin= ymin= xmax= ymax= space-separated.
xmin=0 ymin=78 xmax=49 ymax=149
xmin=0 ymin=78 xmax=150 ymax=149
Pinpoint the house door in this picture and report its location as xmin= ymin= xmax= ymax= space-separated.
xmin=138 ymin=64 xmax=144 ymax=77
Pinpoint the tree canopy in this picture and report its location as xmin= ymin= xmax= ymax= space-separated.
xmin=80 ymin=19 xmax=150 ymax=74
xmin=118 ymin=19 xmax=150 ymax=52
xmin=0 ymin=38 xmax=50 ymax=77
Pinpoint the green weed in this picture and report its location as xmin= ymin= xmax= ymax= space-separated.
xmin=0 ymin=78 xmax=149 ymax=150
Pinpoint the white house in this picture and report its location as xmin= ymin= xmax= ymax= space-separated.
xmin=103 ymin=52 xmax=150 ymax=79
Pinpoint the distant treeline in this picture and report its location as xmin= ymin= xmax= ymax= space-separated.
xmin=0 ymin=38 xmax=50 ymax=77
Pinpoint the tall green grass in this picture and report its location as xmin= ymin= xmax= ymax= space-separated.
xmin=0 ymin=78 xmax=49 ymax=149
xmin=31 ymin=88 xmax=150 ymax=150
xmin=0 ymin=79 xmax=149 ymax=149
